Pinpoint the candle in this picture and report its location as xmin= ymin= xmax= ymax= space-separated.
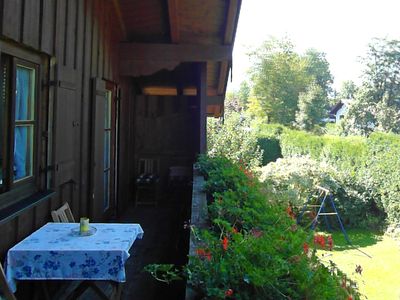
xmin=80 ymin=217 xmax=90 ymax=234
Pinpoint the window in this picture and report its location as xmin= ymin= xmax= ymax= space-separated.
xmin=0 ymin=54 xmax=39 ymax=194
xmin=103 ymin=89 xmax=112 ymax=211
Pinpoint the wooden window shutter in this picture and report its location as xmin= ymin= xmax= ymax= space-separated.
xmin=53 ymin=66 xmax=78 ymax=187
xmin=90 ymin=77 xmax=106 ymax=220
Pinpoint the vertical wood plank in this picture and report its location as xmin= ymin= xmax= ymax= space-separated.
xmin=55 ymin=0 xmax=67 ymax=63
xmin=0 ymin=222 xmax=16 ymax=259
xmin=2 ymin=0 xmax=22 ymax=41
xmin=40 ymin=1 xmax=56 ymax=57
xmin=80 ymin=0 xmax=93 ymax=217
xmin=103 ymin=3 xmax=110 ymax=80
xmin=22 ymin=0 xmax=40 ymax=49
xmin=198 ymin=62 xmax=207 ymax=154
xmin=66 ymin=0 xmax=76 ymax=68
xmin=97 ymin=0 xmax=104 ymax=78
xmin=91 ymin=0 xmax=99 ymax=77
xmin=16 ymin=212 xmax=34 ymax=241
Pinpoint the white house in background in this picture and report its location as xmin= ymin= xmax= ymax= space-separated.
xmin=328 ymin=99 xmax=352 ymax=123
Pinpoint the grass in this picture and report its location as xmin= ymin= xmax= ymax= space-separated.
xmin=316 ymin=229 xmax=400 ymax=300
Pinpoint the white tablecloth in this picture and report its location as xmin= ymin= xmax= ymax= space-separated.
xmin=6 ymin=222 xmax=144 ymax=292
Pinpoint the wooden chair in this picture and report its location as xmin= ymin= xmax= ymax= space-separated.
xmin=0 ymin=263 xmax=16 ymax=300
xmin=51 ymin=202 xmax=75 ymax=223
xmin=135 ymin=158 xmax=159 ymax=206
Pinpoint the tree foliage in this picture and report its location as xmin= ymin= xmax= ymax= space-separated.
xmin=343 ymin=38 xmax=400 ymax=135
xmin=249 ymin=37 xmax=333 ymax=125
xmin=295 ymin=82 xmax=328 ymax=130
xmin=207 ymin=113 xmax=263 ymax=170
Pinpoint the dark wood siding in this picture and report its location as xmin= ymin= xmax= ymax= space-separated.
xmin=0 ymin=0 xmax=126 ymax=259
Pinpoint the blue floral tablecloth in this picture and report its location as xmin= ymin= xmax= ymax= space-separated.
xmin=5 ymin=222 xmax=144 ymax=292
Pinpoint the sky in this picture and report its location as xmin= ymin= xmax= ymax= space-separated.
xmin=227 ymin=0 xmax=400 ymax=91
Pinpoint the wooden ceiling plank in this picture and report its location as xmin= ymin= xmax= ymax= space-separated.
xmin=167 ymin=0 xmax=180 ymax=43
xmin=112 ymin=0 xmax=128 ymax=40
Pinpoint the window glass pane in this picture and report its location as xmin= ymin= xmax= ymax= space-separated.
xmin=14 ymin=125 xmax=34 ymax=181
xmin=15 ymin=66 xmax=35 ymax=121
xmin=104 ymin=131 xmax=110 ymax=169
xmin=105 ymin=91 xmax=111 ymax=128
xmin=0 ymin=59 xmax=6 ymax=187
xmin=104 ymin=170 xmax=110 ymax=210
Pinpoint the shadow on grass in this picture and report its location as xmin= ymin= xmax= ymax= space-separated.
xmin=317 ymin=229 xmax=383 ymax=251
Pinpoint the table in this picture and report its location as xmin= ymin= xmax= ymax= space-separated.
xmin=5 ymin=222 xmax=144 ymax=298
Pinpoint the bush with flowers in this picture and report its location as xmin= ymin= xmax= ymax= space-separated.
xmin=146 ymin=156 xmax=359 ymax=299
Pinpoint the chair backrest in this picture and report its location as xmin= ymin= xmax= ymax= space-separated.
xmin=51 ymin=202 xmax=75 ymax=222
xmin=0 ymin=264 xmax=16 ymax=300
xmin=138 ymin=158 xmax=158 ymax=174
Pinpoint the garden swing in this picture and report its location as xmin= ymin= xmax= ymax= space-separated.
xmin=297 ymin=186 xmax=372 ymax=258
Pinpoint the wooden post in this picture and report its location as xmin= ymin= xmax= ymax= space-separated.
xmin=198 ymin=62 xmax=207 ymax=154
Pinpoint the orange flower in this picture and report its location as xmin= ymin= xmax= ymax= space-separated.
xmin=286 ymin=206 xmax=295 ymax=219
xmin=222 ymin=236 xmax=229 ymax=251
xmin=303 ymin=242 xmax=309 ymax=254
xmin=225 ymin=289 xmax=234 ymax=297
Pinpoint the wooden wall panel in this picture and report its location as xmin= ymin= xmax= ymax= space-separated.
xmin=40 ymin=0 xmax=56 ymax=55
xmin=2 ymin=0 xmax=23 ymax=41
xmin=0 ymin=0 xmax=126 ymax=259
xmin=0 ymin=221 xmax=17 ymax=257
xmin=79 ymin=0 xmax=93 ymax=218
xmin=55 ymin=0 xmax=67 ymax=63
xmin=91 ymin=0 xmax=99 ymax=77
xmin=66 ymin=0 xmax=77 ymax=68
xmin=22 ymin=0 xmax=40 ymax=49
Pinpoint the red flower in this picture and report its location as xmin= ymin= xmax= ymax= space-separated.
xmin=232 ymin=227 xmax=238 ymax=234
xmin=222 ymin=236 xmax=229 ymax=251
xmin=196 ymin=248 xmax=212 ymax=261
xmin=327 ymin=235 xmax=333 ymax=251
xmin=313 ymin=234 xmax=326 ymax=249
xmin=251 ymin=228 xmax=263 ymax=238
xmin=348 ymin=296 xmax=353 ymax=300
xmin=225 ymin=289 xmax=234 ymax=297
xmin=303 ymin=242 xmax=309 ymax=254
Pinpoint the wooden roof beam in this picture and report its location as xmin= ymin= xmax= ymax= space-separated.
xmin=167 ymin=0 xmax=180 ymax=43
xmin=119 ymin=43 xmax=232 ymax=62
xmin=119 ymin=43 xmax=232 ymax=76
xmin=218 ymin=0 xmax=241 ymax=95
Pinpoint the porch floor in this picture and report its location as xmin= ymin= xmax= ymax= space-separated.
xmin=81 ymin=187 xmax=191 ymax=300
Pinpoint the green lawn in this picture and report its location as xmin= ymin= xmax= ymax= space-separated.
xmin=316 ymin=229 xmax=400 ymax=300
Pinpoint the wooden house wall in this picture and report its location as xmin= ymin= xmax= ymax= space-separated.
xmin=0 ymin=0 xmax=131 ymax=259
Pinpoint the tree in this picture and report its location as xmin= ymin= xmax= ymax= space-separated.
xmin=237 ymin=81 xmax=251 ymax=108
xmin=295 ymin=82 xmax=328 ymax=130
xmin=249 ymin=37 xmax=332 ymax=125
xmin=338 ymin=80 xmax=358 ymax=100
xmin=343 ymin=38 xmax=400 ymax=135
xmin=304 ymin=49 xmax=334 ymax=96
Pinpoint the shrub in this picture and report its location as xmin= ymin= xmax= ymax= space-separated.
xmin=259 ymin=124 xmax=399 ymax=228
xmin=147 ymin=157 xmax=360 ymax=300
xmin=207 ymin=113 xmax=263 ymax=171
xmin=260 ymin=156 xmax=384 ymax=229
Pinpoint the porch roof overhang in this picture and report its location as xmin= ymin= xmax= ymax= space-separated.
xmin=115 ymin=0 xmax=242 ymax=117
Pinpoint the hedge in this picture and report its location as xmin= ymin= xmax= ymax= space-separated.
xmin=257 ymin=125 xmax=400 ymax=226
